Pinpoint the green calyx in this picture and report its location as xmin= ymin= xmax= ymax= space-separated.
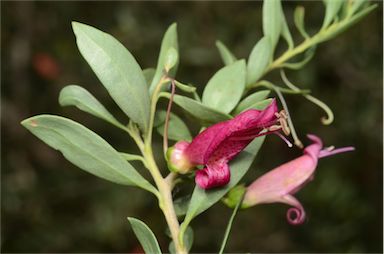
xmin=222 ymin=185 xmax=247 ymax=209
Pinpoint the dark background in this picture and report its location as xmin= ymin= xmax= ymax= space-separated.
xmin=1 ymin=1 xmax=382 ymax=253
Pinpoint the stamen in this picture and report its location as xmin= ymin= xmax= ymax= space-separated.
xmin=270 ymin=84 xmax=303 ymax=148
xmin=275 ymin=132 xmax=293 ymax=147
xmin=324 ymin=146 xmax=335 ymax=151
xmin=318 ymin=146 xmax=355 ymax=158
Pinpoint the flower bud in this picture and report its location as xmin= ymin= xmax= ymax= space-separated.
xmin=166 ymin=141 xmax=194 ymax=174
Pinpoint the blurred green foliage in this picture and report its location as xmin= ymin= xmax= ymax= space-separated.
xmin=1 ymin=1 xmax=382 ymax=253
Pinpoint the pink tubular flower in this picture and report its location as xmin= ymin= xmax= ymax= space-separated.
xmin=167 ymin=99 xmax=288 ymax=189
xmin=240 ymin=134 xmax=354 ymax=225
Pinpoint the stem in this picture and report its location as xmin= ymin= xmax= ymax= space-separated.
xmin=163 ymin=80 xmax=176 ymax=157
xmin=144 ymin=147 xmax=187 ymax=254
xmin=145 ymin=76 xmax=170 ymax=147
xmin=142 ymin=73 xmax=186 ymax=253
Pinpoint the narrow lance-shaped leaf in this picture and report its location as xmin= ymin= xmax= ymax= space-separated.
xmin=282 ymin=46 xmax=316 ymax=70
xmin=72 ymin=22 xmax=150 ymax=132
xmin=59 ymin=85 xmax=124 ymax=129
xmin=202 ymin=60 xmax=246 ymax=114
xmin=143 ymin=68 xmax=156 ymax=88
xmin=180 ymin=137 xmax=265 ymax=239
xmin=246 ymin=36 xmax=271 ymax=86
xmin=322 ymin=0 xmax=344 ymax=29
xmin=169 ymin=227 xmax=193 ymax=254
xmin=216 ymin=40 xmax=237 ymax=66
xmin=294 ymin=6 xmax=310 ymax=39
xmin=280 ymin=5 xmax=294 ymax=50
xmin=154 ymin=110 xmax=192 ymax=141
xmin=317 ymin=4 xmax=377 ymax=43
xmin=233 ymin=90 xmax=270 ymax=115
xmin=162 ymin=94 xmax=232 ymax=125
xmin=262 ymin=0 xmax=283 ymax=54
xmin=149 ymin=23 xmax=179 ymax=94
xmin=21 ymin=115 xmax=157 ymax=194
xmin=234 ymin=98 xmax=273 ymax=115
xmin=128 ymin=217 xmax=162 ymax=254
xmin=350 ymin=0 xmax=367 ymax=15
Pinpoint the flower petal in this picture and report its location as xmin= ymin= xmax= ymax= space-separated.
xmin=185 ymin=99 xmax=279 ymax=165
xmin=195 ymin=159 xmax=230 ymax=189
xmin=281 ymin=194 xmax=306 ymax=225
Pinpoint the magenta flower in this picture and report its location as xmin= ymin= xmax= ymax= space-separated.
xmin=240 ymin=134 xmax=354 ymax=225
xmin=167 ymin=99 xmax=289 ymax=189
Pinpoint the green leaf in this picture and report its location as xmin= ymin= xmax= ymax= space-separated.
xmin=72 ymin=22 xmax=150 ymax=133
xmin=318 ymin=4 xmax=377 ymax=43
xmin=169 ymin=227 xmax=193 ymax=254
xmin=180 ymin=137 xmax=265 ymax=239
xmin=128 ymin=217 xmax=162 ymax=254
xmin=174 ymin=195 xmax=191 ymax=217
xmin=234 ymin=99 xmax=272 ymax=115
xmin=174 ymin=80 xmax=196 ymax=93
xmin=233 ymin=90 xmax=270 ymax=115
xmin=262 ymin=0 xmax=283 ymax=53
xmin=281 ymin=46 xmax=316 ymax=70
xmin=215 ymin=40 xmax=237 ymax=66
xmin=218 ymin=189 xmax=245 ymax=254
xmin=322 ymin=0 xmax=344 ymax=29
xmin=154 ymin=110 xmax=192 ymax=141
xmin=164 ymin=94 xmax=232 ymax=125
xmin=294 ymin=6 xmax=310 ymax=39
xmin=143 ymin=68 xmax=156 ymax=88
xmin=149 ymin=23 xmax=179 ymax=94
xmin=202 ymin=60 xmax=246 ymax=114
xmin=21 ymin=115 xmax=157 ymax=194
xmin=280 ymin=5 xmax=294 ymax=50
xmin=59 ymin=85 xmax=124 ymax=129
xmin=350 ymin=0 xmax=366 ymax=15
xmin=246 ymin=36 xmax=272 ymax=86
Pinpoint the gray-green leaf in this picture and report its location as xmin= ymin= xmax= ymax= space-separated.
xmin=322 ymin=0 xmax=344 ymax=29
xmin=280 ymin=5 xmax=294 ymax=50
xmin=233 ymin=90 xmax=271 ymax=115
xmin=216 ymin=40 xmax=237 ymax=66
xmin=149 ymin=23 xmax=179 ymax=94
xmin=246 ymin=36 xmax=271 ymax=86
xmin=180 ymin=137 xmax=265 ymax=238
xmin=317 ymin=4 xmax=376 ymax=43
xmin=164 ymin=94 xmax=232 ymax=125
xmin=72 ymin=22 xmax=150 ymax=132
xmin=281 ymin=46 xmax=316 ymax=70
xmin=294 ymin=6 xmax=310 ymax=39
xmin=128 ymin=217 xmax=162 ymax=254
xmin=169 ymin=226 xmax=193 ymax=254
xmin=154 ymin=110 xmax=192 ymax=141
xmin=59 ymin=85 xmax=124 ymax=129
xmin=21 ymin=115 xmax=156 ymax=194
xmin=202 ymin=60 xmax=246 ymax=114
xmin=350 ymin=0 xmax=367 ymax=15
xmin=262 ymin=0 xmax=283 ymax=53
xmin=143 ymin=68 xmax=156 ymax=88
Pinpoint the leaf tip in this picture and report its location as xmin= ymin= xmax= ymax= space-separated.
xmin=21 ymin=118 xmax=38 ymax=128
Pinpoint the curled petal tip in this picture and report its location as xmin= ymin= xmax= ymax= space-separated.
xmin=195 ymin=163 xmax=230 ymax=189
xmin=286 ymin=207 xmax=306 ymax=225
